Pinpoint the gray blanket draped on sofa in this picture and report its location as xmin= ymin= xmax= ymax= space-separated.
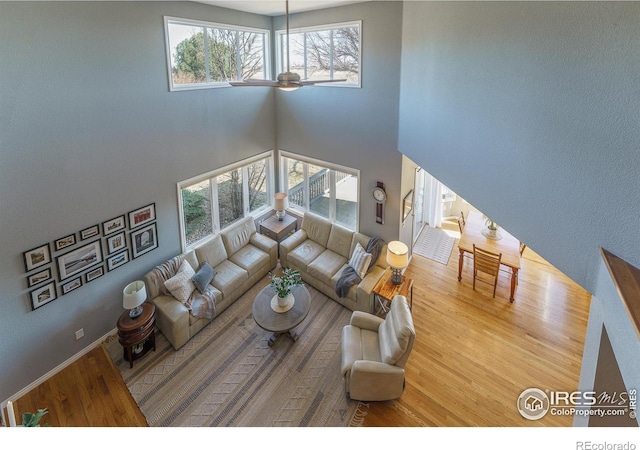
xmin=334 ymin=236 xmax=385 ymax=298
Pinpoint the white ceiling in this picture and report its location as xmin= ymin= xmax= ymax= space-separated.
xmin=195 ymin=1 xmax=370 ymax=16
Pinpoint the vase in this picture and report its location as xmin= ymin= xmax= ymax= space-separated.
xmin=277 ymin=293 xmax=293 ymax=307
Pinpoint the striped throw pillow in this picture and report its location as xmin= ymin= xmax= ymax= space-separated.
xmin=349 ymin=242 xmax=373 ymax=280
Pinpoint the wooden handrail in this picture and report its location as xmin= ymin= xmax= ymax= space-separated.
xmin=600 ymin=247 xmax=640 ymax=341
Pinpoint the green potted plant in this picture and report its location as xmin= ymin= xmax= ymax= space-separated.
xmin=20 ymin=408 xmax=49 ymax=427
xmin=269 ymin=268 xmax=302 ymax=307
xmin=484 ymin=218 xmax=499 ymax=239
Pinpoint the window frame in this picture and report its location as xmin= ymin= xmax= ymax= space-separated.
xmin=177 ymin=151 xmax=275 ymax=252
xmin=279 ymin=150 xmax=360 ymax=231
xmin=275 ymin=20 xmax=362 ymax=88
xmin=164 ymin=16 xmax=271 ymax=91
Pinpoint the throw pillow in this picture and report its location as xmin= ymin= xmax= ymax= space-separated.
xmin=192 ymin=261 xmax=216 ymax=294
xmin=164 ymin=260 xmax=196 ymax=304
xmin=349 ymin=242 xmax=372 ymax=280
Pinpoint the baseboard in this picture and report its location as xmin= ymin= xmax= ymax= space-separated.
xmin=2 ymin=327 xmax=117 ymax=419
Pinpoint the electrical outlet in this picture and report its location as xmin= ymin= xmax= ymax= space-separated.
xmin=75 ymin=328 xmax=84 ymax=340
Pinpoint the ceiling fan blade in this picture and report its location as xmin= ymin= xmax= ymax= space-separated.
xmin=229 ymin=80 xmax=280 ymax=87
xmin=299 ymin=78 xmax=348 ymax=86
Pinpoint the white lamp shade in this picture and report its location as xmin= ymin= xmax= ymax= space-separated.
xmin=386 ymin=240 xmax=409 ymax=269
xmin=273 ymin=193 xmax=288 ymax=210
xmin=123 ymin=280 xmax=147 ymax=310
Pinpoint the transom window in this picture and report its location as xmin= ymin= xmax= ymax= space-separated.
xmin=276 ymin=21 xmax=361 ymax=88
xmin=164 ymin=17 xmax=270 ymax=91
xmin=178 ymin=152 xmax=274 ymax=250
xmin=280 ymin=151 xmax=359 ymax=231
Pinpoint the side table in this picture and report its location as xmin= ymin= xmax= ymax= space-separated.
xmin=260 ymin=214 xmax=297 ymax=243
xmin=117 ymin=302 xmax=156 ymax=368
xmin=372 ymin=268 xmax=413 ymax=317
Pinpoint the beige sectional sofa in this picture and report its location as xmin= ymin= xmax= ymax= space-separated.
xmin=279 ymin=212 xmax=387 ymax=313
xmin=144 ymin=217 xmax=277 ymax=350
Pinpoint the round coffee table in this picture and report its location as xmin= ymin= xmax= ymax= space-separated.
xmin=252 ymin=284 xmax=311 ymax=347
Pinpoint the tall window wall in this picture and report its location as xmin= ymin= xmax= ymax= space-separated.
xmin=276 ymin=21 xmax=361 ymax=87
xmin=178 ymin=152 xmax=273 ymax=250
xmin=280 ymin=151 xmax=359 ymax=230
xmin=164 ymin=17 xmax=270 ymax=90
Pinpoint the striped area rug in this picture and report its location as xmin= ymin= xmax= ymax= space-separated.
xmin=104 ymin=278 xmax=364 ymax=427
xmin=413 ymin=226 xmax=456 ymax=265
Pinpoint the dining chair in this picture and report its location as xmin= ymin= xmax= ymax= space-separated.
xmin=519 ymin=242 xmax=527 ymax=256
xmin=472 ymin=244 xmax=502 ymax=298
xmin=459 ymin=211 xmax=466 ymax=226
xmin=457 ymin=216 xmax=465 ymax=233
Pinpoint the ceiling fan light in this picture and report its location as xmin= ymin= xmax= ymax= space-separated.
xmin=278 ymin=86 xmax=300 ymax=92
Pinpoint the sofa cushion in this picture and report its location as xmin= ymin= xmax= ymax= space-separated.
xmin=349 ymin=242 xmax=372 ymax=280
xmin=164 ymin=260 xmax=196 ymax=304
xmin=229 ymin=244 xmax=270 ymax=278
xmin=301 ymin=213 xmax=332 ymax=247
xmin=288 ymin=239 xmax=325 ymax=269
xmin=211 ymin=260 xmax=248 ymax=298
xmin=221 ymin=217 xmax=256 ymax=257
xmin=308 ymin=249 xmax=347 ymax=287
xmin=183 ymin=250 xmax=199 ymax=274
xmin=191 ymin=261 xmax=216 ymax=294
xmin=195 ymin=234 xmax=228 ymax=269
xmin=327 ymin=223 xmax=353 ymax=260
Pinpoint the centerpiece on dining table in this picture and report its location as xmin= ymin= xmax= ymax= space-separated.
xmin=269 ymin=267 xmax=303 ymax=312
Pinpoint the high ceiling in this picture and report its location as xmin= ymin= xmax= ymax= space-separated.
xmin=195 ymin=1 xmax=370 ymax=16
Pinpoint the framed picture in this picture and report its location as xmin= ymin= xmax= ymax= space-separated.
xmin=61 ymin=277 xmax=82 ymax=295
xmin=131 ymin=223 xmax=158 ymax=259
xmin=23 ymin=243 xmax=51 ymax=272
xmin=85 ymin=266 xmax=104 ymax=283
xmin=54 ymin=233 xmax=76 ymax=252
xmin=105 ymin=231 xmax=126 ymax=255
xmin=56 ymin=240 xmax=103 ymax=281
xmin=102 ymin=215 xmax=126 ymax=236
xmin=80 ymin=224 xmax=100 ymax=241
xmin=30 ymin=282 xmax=57 ymax=310
xmin=27 ymin=268 xmax=52 ymax=288
xmin=402 ymin=189 xmax=414 ymax=223
xmin=128 ymin=203 xmax=156 ymax=230
xmin=107 ymin=250 xmax=129 ymax=271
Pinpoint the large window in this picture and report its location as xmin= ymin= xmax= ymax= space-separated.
xmin=164 ymin=17 xmax=269 ymax=90
xmin=178 ymin=152 xmax=274 ymax=250
xmin=280 ymin=151 xmax=359 ymax=231
xmin=276 ymin=21 xmax=361 ymax=87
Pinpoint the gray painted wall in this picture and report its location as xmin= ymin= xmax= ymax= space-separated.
xmin=0 ymin=1 xmax=275 ymax=401
xmin=398 ymin=1 xmax=640 ymax=421
xmin=274 ymin=1 xmax=404 ymax=243
xmin=398 ymin=1 xmax=640 ymax=293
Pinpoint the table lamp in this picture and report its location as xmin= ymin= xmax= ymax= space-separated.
xmin=386 ymin=240 xmax=409 ymax=285
xmin=274 ymin=193 xmax=288 ymax=221
xmin=123 ymin=280 xmax=146 ymax=318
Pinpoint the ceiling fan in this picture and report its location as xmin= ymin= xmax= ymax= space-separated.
xmin=229 ymin=0 xmax=347 ymax=91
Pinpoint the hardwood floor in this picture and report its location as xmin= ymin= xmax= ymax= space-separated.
xmin=359 ymin=221 xmax=591 ymax=426
xmin=11 ymin=221 xmax=591 ymax=427
xmin=11 ymin=345 xmax=147 ymax=427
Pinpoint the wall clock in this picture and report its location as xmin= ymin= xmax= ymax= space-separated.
xmin=372 ymin=181 xmax=386 ymax=224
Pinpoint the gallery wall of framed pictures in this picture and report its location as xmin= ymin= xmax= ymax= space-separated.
xmin=22 ymin=202 xmax=159 ymax=311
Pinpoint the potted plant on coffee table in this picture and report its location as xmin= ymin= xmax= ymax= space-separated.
xmin=269 ymin=268 xmax=303 ymax=308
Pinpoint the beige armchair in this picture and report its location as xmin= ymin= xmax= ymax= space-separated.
xmin=341 ymin=295 xmax=415 ymax=401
